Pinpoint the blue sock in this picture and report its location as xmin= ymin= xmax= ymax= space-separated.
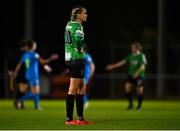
xmin=18 ymin=92 xmax=33 ymax=103
xmin=33 ymin=93 xmax=40 ymax=109
xmin=83 ymin=93 xmax=88 ymax=104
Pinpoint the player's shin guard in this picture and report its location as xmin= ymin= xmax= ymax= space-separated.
xmin=126 ymin=92 xmax=133 ymax=107
xmin=16 ymin=89 xmax=25 ymax=100
xmin=137 ymin=94 xmax=143 ymax=109
xmin=33 ymin=93 xmax=40 ymax=109
xmin=18 ymin=92 xmax=32 ymax=102
xmin=76 ymin=94 xmax=84 ymax=121
xmin=66 ymin=94 xmax=75 ymax=121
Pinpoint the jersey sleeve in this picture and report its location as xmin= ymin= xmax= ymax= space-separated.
xmin=141 ymin=54 xmax=147 ymax=65
xmin=74 ymin=25 xmax=84 ymax=47
xmin=86 ymin=54 xmax=94 ymax=64
xmin=34 ymin=53 xmax=40 ymax=60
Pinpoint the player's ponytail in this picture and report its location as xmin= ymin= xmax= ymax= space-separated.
xmin=71 ymin=5 xmax=84 ymax=21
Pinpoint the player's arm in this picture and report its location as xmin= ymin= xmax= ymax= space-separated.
xmin=133 ymin=54 xmax=147 ymax=78
xmin=39 ymin=54 xmax=58 ymax=65
xmin=133 ymin=64 xmax=146 ymax=78
xmin=74 ymin=27 xmax=84 ymax=48
xmin=90 ymin=62 xmax=95 ymax=78
xmin=14 ymin=62 xmax=22 ymax=79
xmin=43 ymin=64 xmax=52 ymax=73
xmin=106 ymin=60 xmax=126 ymax=71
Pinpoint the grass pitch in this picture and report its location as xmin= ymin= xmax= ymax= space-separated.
xmin=0 ymin=99 xmax=180 ymax=130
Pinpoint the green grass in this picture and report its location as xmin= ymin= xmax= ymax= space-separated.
xmin=0 ymin=99 xmax=180 ymax=130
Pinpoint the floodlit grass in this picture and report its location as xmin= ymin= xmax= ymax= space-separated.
xmin=0 ymin=99 xmax=180 ymax=130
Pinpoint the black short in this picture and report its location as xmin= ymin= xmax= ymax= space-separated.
xmin=15 ymin=67 xmax=27 ymax=83
xmin=65 ymin=59 xmax=85 ymax=79
xmin=16 ymin=76 xmax=27 ymax=83
xmin=126 ymin=75 xmax=144 ymax=86
xmin=16 ymin=75 xmax=27 ymax=83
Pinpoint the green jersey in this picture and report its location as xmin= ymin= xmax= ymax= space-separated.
xmin=64 ymin=20 xmax=86 ymax=61
xmin=124 ymin=52 xmax=147 ymax=77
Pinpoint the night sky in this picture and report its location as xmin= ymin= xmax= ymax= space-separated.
xmin=0 ymin=0 xmax=180 ymax=78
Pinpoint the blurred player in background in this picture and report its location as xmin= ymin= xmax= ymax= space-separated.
xmin=14 ymin=40 xmax=58 ymax=110
xmin=64 ymin=5 xmax=92 ymax=125
xmin=8 ymin=40 xmax=29 ymax=109
xmin=106 ymin=41 xmax=147 ymax=110
xmin=83 ymin=45 xmax=95 ymax=109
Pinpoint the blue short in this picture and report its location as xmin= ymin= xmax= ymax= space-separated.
xmin=28 ymin=79 xmax=40 ymax=87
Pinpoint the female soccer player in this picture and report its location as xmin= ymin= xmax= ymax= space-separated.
xmin=8 ymin=40 xmax=29 ymax=109
xmin=14 ymin=40 xmax=58 ymax=110
xmin=106 ymin=42 xmax=147 ymax=110
xmin=64 ymin=5 xmax=92 ymax=125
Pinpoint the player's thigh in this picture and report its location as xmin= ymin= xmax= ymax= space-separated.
xmin=136 ymin=77 xmax=144 ymax=95
xmin=31 ymin=85 xmax=40 ymax=94
xmin=136 ymin=86 xmax=144 ymax=95
xmin=18 ymin=83 xmax=28 ymax=92
xmin=77 ymin=80 xmax=86 ymax=94
xmin=125 ymin=82 xmax=133 ymax=92
xmin=68 ymin=78 xmax=81 ymax=94
xmin=28 ymin=79 xmax=40 ymax=94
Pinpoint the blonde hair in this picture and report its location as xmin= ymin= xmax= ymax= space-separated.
xmin=71 ymin=5 xmax=84 ymax=20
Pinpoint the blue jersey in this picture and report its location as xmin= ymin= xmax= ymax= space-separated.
xmin=21 ymin=51 xmax=40 ymax=81
xmin=84 ymin=53 xmax=94 ymax=84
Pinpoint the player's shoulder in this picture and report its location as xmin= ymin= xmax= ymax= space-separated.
xmin=140 ymin=52 xmax=146 ymax=57
xmin=86 ymin=53 xmax=93 ymax=62
xmin=67 ymin=21 xmax=81 ymax=27
xmin=86 ymin=53 xmax=91 ymax=58
xmin=22 ymin=51 xmax=29 ymax=57
xmin=66 ymin=21 xmax=82 ymax=30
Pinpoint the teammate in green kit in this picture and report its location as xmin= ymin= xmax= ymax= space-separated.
xmin=64 ymin=5 xmax=92 ymax=125
xmin=106 ymin=42 xmax=147 ymax=110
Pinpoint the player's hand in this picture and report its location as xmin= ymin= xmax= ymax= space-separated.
xmin=106 ymin=65 xmax=114 ymax=71
xmin=44 ymin=65 xmax=52 ymax=73
xmin=8 ymin=71 xmax=14 ymax=77
xmin=49 ymin=54 xmax=59 ymax=61
xmin=8 ymin=70 xmax=17 ymax=79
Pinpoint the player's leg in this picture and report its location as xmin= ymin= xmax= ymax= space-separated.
xmin=125 ymin=80 xmax=133 ymax=110
xmin=17 ymin=83 xmax=33 ymax=109
xmin=136 ymin=77 xmax=144 ymax=110
xmin=66 ymin=77 xmax=79 ymax=123
xmin=31 ymin=79 xmax=41 ymax=110
xmin=14 ymin=77 xmax=27 ymax=109
xmin=18 ymin=83 xmax=28 ymax=108
xmin=76 ymin=81 xmax=92 ymax=125
xmin=83 ymin=77 xmax=90 ymax=109
xmin=76 ymin=80 xmax=86 ymax=121
xmin=74 ymin=64 xmax=92 ymax=125
xmin=17 ymin=80 xmax=39 ymax=109
xmin=136 ymin=86 xmax=144 ymax=110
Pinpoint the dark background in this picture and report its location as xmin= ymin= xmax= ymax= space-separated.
xmin=1 ymin=0 xmax=180 ymax=99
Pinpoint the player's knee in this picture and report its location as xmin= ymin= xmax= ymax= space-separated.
xmin=77 ymin=87 xmax=86 ymax=94
xmin=136 ymin=86 xmax=144 ymax=95
xmin=125 ymin=83 xmax=132 ymax=93
xmin=19 ymin=84 xmax=28 ymax=92
xmin=68 ymin=88 xmax=77 ymax=95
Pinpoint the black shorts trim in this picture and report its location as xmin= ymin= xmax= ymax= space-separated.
xmin=126 ymin=75 xmax=144 ymax=86
xmin=65 ymin=59 xmax=85 ymax=79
